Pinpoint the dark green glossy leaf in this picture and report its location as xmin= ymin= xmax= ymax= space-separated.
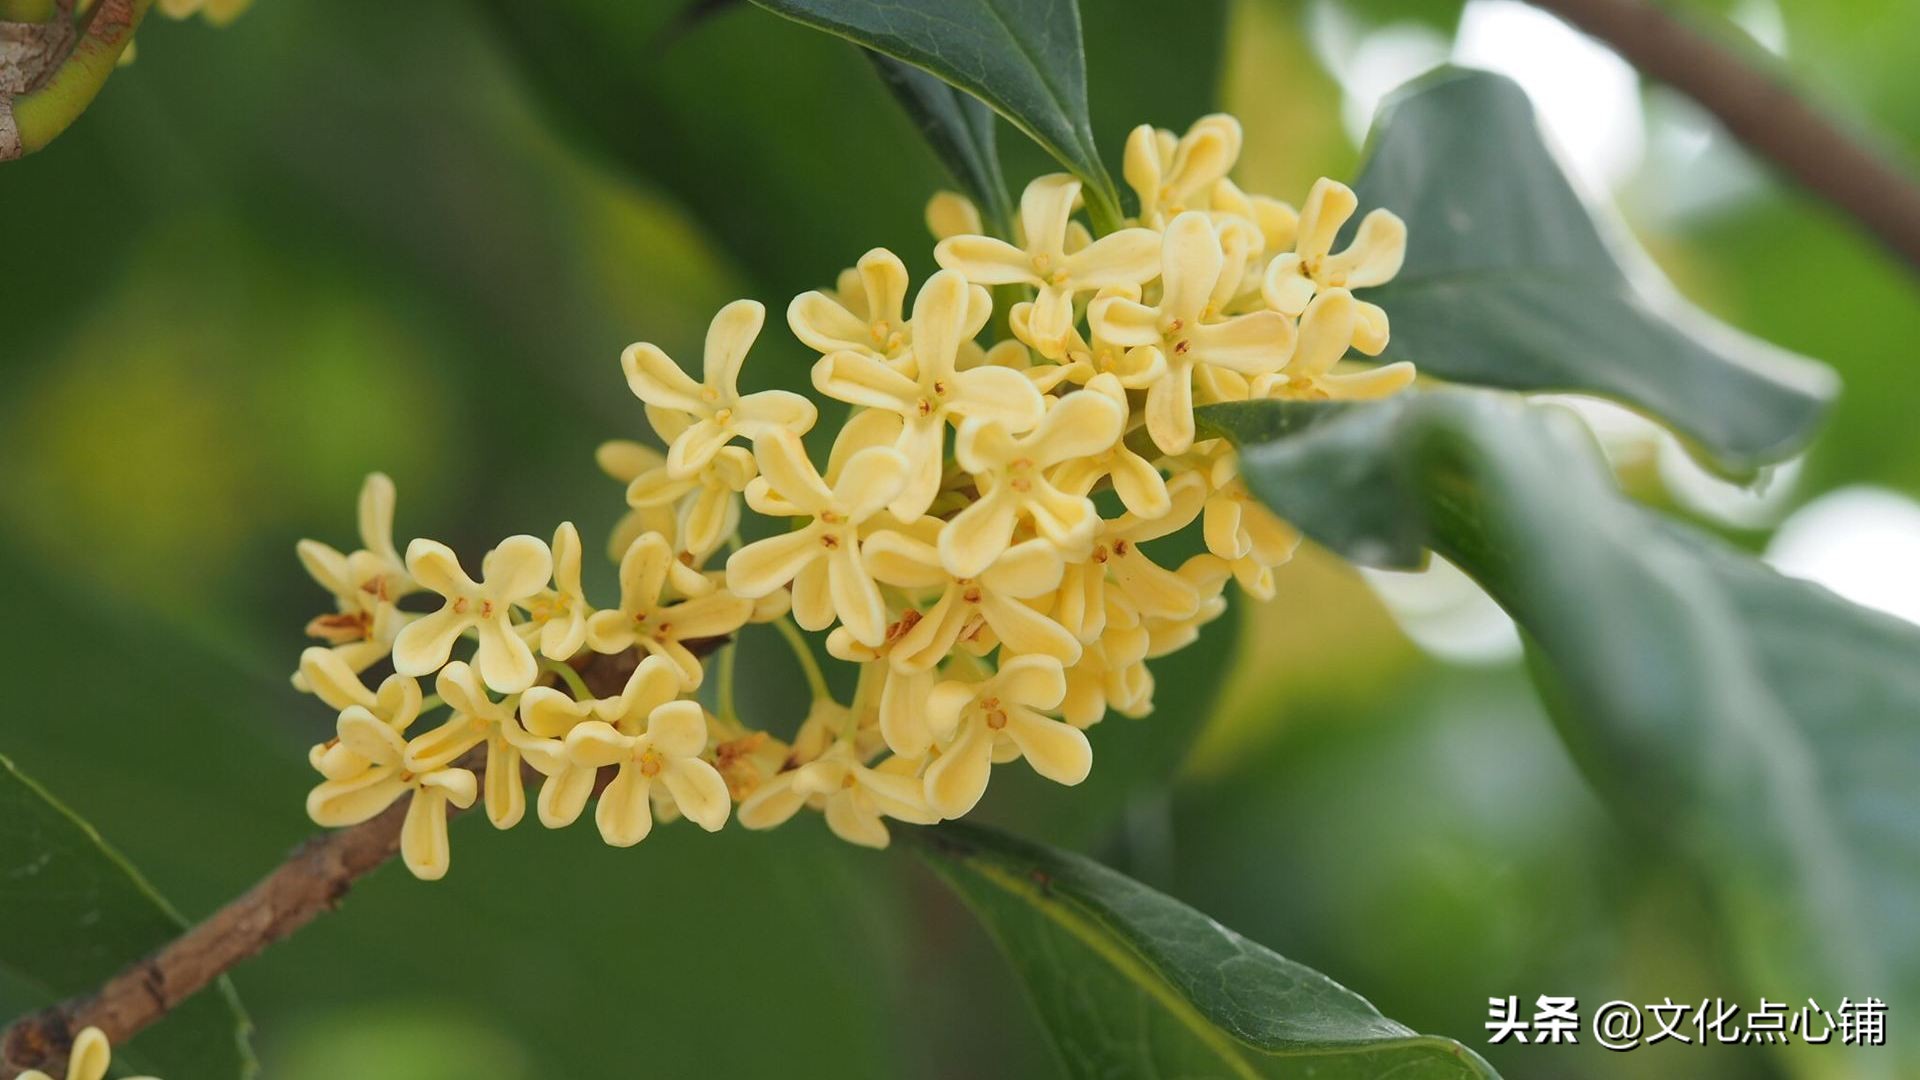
xmin=1354 ymin=68 xmax=1836 ymax=473
xmin=0 ymin=754 xmax=255 ymax=1078
xmin=1206 ymin=391 xmax=1918 ymax=1075
xmin=913 ymin=821 xmax=1499 ymax=1079
xmin=865 ymin=52 xmax=1014 ymax=233
xmin=747 ymin=0 xmax=1124 ymax=227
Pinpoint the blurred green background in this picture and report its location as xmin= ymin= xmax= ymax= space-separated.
xmin=1 ymin=1 xmax=1916 ymax=1077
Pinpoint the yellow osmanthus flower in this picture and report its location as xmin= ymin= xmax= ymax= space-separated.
xmin=1094 ymin=211 xmax=1297 ymax=454
xmin=391 ymin=534 xmax=552 ymax=694
xmin=565 ymin=693 xmax=730 ymax=847
xmin=306 ymin=708 xmax=478 ymax=880
xmin=1052 ymin=473 xmax=1207 ymax=644
xmin=825 ymin=620 xmax=937 ymax=758
xmin=924 ymin=191 xmax=983 ymax=242
xmin=813 ymin=269 xmax=1044 ymax=517
xmin=294 ymin=472 xmax=417 ymax=684
xmin=298 ymin=647 xmax=422 ymax=780
xmin=595 ymin=440 xmax=679 ymax=563
xmin=1015 ymin=304 xmax=1166 ymax=396
xmin=1194 ymin=448 xmax=1303 ymax=601
xmin=862 ymin=527 xmax=1080 ymax=673
xmin=402 ymin=661 xmax=542 ymax=829
xmin=585 ymin=532 xmax=749 ymax=686
xmin=942 ymin=388 xmax=1126 ymax=577
xmin=517 ymin=655 xmax=685 ymax=831
xmin=1048 ymin=373 xmax=1173 ymax=520
xmin=622 ymin=299 xmax=817 ymax=477
xmin=517 ymin=521 xmax=592 ymax=661
xmin=739 ymin=741 xmax=936 ymax=848
xmin=789 ymin=247 xmax=992 ymax=372
xmin=935 ymin=174 xmax=1162 ymax=358
xmin=1062 ymin=604 xmax=1154 ymax=728
xmin=1261 ymin=178 xmax=1406 ymax=354
xmin=1253 ymin=288 xmax=1415 ymax=402
xmin=924 ymin=654 xmax=1088 ymax=819
xmin=1123 ymin=114 xmax=1243 ymax=228
xmin=725 ymin=431 xmax=909 ymax=646
xmin=17 ymin=1026 xmax=157 ymax=1080
xmin=622 ymin=442 xmax=755 ymax=564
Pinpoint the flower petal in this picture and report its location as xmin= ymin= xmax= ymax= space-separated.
xmin=739 ymin=772 xmax=810 ymax=830
xmin=1059 ymin=226 xmax=1159 ymax=288
xmin=1189 ymin=310 xmax=1295 ymax=375
xmin=662 ymin=758 xmax=732 ymax=831
xmin=307 ymin=769 xmax=408 ymax=827
xmin=622 ymin=342 xmax=706 ymax=413
xmin=934 ymin=235 xmax=1037 ymax=285
xmin=787 ymin=289 xmax=871 ymax=356
xmin=1296 ymin=177 xmax=1358 ymax=260
xmin=482 ymin=534 xmax=554 ymax=602
xmin=537 ymin=765 xmax=595 ymax=828
xmin=752 ymin=429 xmax=833 ymax=515
xmin=645 ymin=699 xmax=709 ymax=758
xmin=997 ymin=654 xmax=1068 ymax=710
xmin=1330 ymin=208 xmax=1406 ymax=288
xmin=923 ymin=720 xmax=994 ymax=819
xmin=824 ymin=792 xmax=892 ymax=848
xmin=595 ymin=767 xmax=654 ymax=846
xmin=828 ymin=549 xmax=888 ymax=648
xmin=811 ymin=349 xmax=920 ymax=412
xmin=981 ymin=538 xmax=1065 ymax=597
xmin=474 ymin=614 xmax=539 ymax=694
xmin=405 ymin=538 xmax=476 ymax=598
xmin=939 ymin=491 xmax=1019 ymax=579
xmin=400 ymin=790 xmax=454 ymax=880
xmin=1005 ymin=710 xmax=1092 ymax=786
xmin=832 ymin=446 xmax=910 ymax=523
xmin=390 ymin=605 xmax=472 ymax=678
xmin=1157 ymin=213 xmax=1223 ymax=322
xmin=702 ymin=299 xmax=764 ymax=393
xmin=1292 ymin=288 xmax=1358 ymax=377
xmin=949 ymin=365 xmax=1045 ymax=433
xmin=879 ymin=667 xmax=935 ymax=757
xmin=566 ymin=720 xmax=631 ymax=768
xmin=725 ymin=525 xmax=823 ymax=599
xmin=483 ymin=736 xmax=526 ymax=828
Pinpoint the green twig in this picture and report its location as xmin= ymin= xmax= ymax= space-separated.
xmin=771 ymin=616 xmax=831 ymax=701
xmin=540 ymin=658 xmax=594 ymax=700
xmin=3 ymin=0 xmax=149 ymax=161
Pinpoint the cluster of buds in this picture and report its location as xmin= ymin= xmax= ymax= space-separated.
xmin=292 ymin=114 xmax=1411 ymax=879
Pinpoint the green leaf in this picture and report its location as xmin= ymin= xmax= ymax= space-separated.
xmin=865 ymin=52 xmax=1014 ymax=233
xmin=913 ymin=821 xmax=1499 ymax=1079
xmin=746 ymin=0 xmax=1124 ymax=228
xmin=0 ymin=753 xmax=255 ymax=1078
xmin=1353 ymin=68 xmax=1836 ymax=474
xmin=1205 ymin=391 xmax=1919 ymax=1075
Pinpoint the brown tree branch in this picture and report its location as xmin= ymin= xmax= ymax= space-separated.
xmin=1524 ymin=0 xmax=1920 ymax=272
xmin=0 ymin=642 xmax=722 ymax=1079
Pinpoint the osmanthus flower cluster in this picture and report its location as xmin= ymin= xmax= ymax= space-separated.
xmin=291 ymin=113 xmax=1411 ymax=880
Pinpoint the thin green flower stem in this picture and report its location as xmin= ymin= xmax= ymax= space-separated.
xmin=715 ymin=641 xmax=740 ymax=727
xmin=771 ymin=616 xmax=831 ymax=701
xmin=417 ymin=693 xmax=444 ymax=713
xmin=539 ymin=658 xmax=593 ymax=700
